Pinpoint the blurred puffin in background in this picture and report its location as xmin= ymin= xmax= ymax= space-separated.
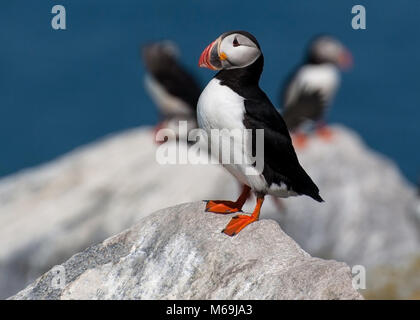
xmin=141 ymin=41 xmax=201 ymax=143
xmin=281 ymin=35 xmax=353 ymax=148
xmin=198 ymin=31 xmax=323 ymax=236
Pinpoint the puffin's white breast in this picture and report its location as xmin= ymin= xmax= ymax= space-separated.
xmin=197 ymin=78 xmax=268 ymax=191
xmin=197 ymin=78 xmax=300 ymax=198
xmin=144 ymin=74 xmax=192 ymax=116
xmin=285 ymin=63 xmax=340 ymax=108
xmin=197 ymin=78 xmax=246 ymax=131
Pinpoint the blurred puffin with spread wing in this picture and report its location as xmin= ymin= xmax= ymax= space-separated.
xmin=141 ymin=41 xmax=201 ymax=143
xmin=281 ymin=36 xmax=352 ymax=148
xmin=197 ymin=31 xmax=323 ymax=236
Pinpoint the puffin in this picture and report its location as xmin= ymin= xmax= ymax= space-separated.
xmin=281 ymin=36 xmax=352 ymax=147
xmin=197 ymin=31 xmax=323 ymax=236
xmin=141 ymin=41 xmax=201 ymax=142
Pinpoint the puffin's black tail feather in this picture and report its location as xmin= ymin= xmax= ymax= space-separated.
xmin=294 ymin=165 xmax=324 ymax=203
xmin=310 ymin=193 xmax=324 ymax=203
xmin=301 ymin=184 xmax=324 ymax=203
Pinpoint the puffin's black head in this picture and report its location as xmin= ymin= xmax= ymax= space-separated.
xmin=199 ymin=31 xmax=262 ymax=71
xmin=141 ymin=41 xmax=180 ymax=73
xmin=307 ymin=35 xmax=353 ymax=70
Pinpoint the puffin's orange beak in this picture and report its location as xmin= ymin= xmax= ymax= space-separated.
xmin=338 ymin=50 xmax=353 ymax=70
xmin=199 ymin=40 xmax=218 ymax=70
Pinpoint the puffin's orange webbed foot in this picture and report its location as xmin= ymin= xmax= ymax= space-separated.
xmin=222 ymin=197 xmax=264 ymax=237
xmin=316 ymin=126 xmax=334 ymax=141
xmin=205 ymin=185 xmax=251 ymax=214
xmin=205 ymin=200 xmax=243 ymax=214
xmin=292 ymin=132 xmax=308 ymax=149
xmin=222 ymin=215 xmax=258 ymax=236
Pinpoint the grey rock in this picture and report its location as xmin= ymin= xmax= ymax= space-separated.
xmin=11 ymin=202 xmax=362 ymax=300
xmin=1 ymin=125 xmax=419 ymax=299
xmin=0 ymin=128 xmax=236 ymax=298
xmin=271 ymin=127 xmax=419 ymax=268
xmin=255 ymin=126 xmax=420 ymax=298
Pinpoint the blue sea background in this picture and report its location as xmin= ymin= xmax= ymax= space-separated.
xmin=0 ymin=0 xmax=419 ymax=183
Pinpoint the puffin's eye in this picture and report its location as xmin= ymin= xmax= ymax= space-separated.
xmin=233 ymin=37 xmax=240 ymax=47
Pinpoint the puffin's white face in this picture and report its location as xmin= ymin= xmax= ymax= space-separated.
xmin=311 ymin=37 xmax=353 ymax=69
xmin=199 ymin=31 xmax=261 ymax=70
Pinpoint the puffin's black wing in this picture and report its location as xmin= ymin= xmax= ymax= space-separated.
xmin=282 ymin=89 xmax=326 ymax=131
xmin=146 ymin=57 xmax=201 ymax=113
xmin=243 ymin=90 xmax=323 ymax=202
xmin=279 ymin=63 xmax=328 ymax=132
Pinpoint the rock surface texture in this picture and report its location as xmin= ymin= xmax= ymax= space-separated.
xmin=11 ymin=202 xmax=362 ymax=300
xmin=0 ymin=128 xmax=233 ymax=298
xmin=267 ymin=128 xmax=420 ymax=299
xmin=1 ymin=125 xmax=419 ymax=298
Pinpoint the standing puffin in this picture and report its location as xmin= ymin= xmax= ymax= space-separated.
xmin=141 ymin=41 xmax=201 ymax=142
xmin=197 ymin=31 xmax=323 ymax=236
xmin=281 ymin=36 xmax=352 ymax=147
